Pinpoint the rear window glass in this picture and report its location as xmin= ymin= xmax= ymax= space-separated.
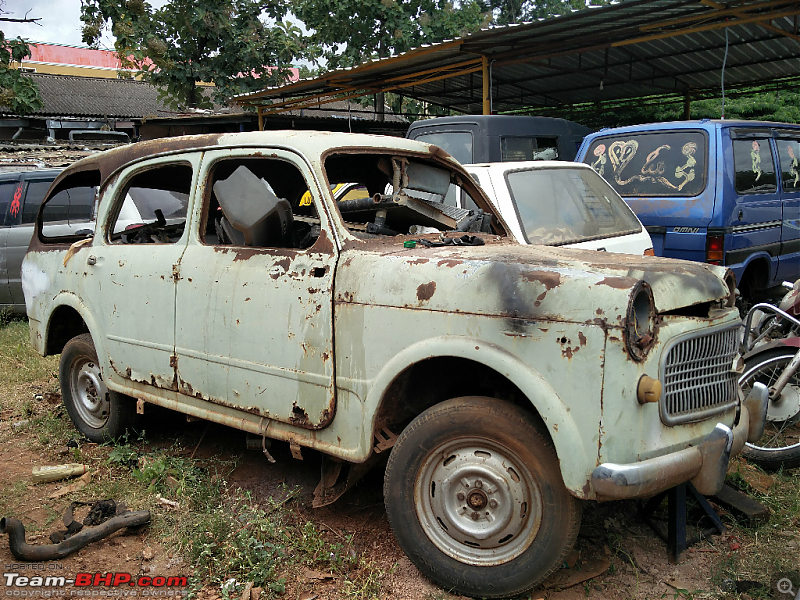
xmin=413 ymin=132 xmax=473 ymax=165
xmin=505 ymin=167 xmax=641 ymax=246
xmin=733 ymin=139 xmax=777 ymax=194
xmin=501 ymin=137 xmax=559 ymax=161
xmin=584 ymin=131 xmax=707 ymax=197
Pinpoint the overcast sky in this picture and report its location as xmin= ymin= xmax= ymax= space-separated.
xmin=2 ymin=0 xmax=169 ymax=48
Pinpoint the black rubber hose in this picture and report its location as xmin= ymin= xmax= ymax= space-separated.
xmin=0 ymin=511 xmax=150 ymax=561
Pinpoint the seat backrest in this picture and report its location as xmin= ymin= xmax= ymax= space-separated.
xmin=212 ymin=165 xmax=293 ymax=247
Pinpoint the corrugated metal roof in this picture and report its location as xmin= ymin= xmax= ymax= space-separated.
xmin=234 ymin=0 xmax=800 ymax=114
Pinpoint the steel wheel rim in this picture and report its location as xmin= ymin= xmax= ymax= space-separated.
xmin=414 ymin=436 xmax=543 ymax=566
xmin=70 ymin=356 xmax=109 ymax=429
xmin=740 ymin=354 xmax=800 ymax=453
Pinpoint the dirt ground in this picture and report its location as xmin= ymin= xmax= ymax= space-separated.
xmin=2 ymin=402 xmax=788 ymax=600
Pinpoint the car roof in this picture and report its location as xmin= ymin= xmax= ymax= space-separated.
xmin=0 ymin=169 xmax=62 ymax=181
xmin=588 ymin=119 xmax=800 ymax=136
xmin=467 ymin=160 xmax=594 ymax=170
xmin=49 ymin=130 xmax=453 ymax=197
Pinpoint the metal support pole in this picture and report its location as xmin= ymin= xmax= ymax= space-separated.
xmin=482 ymin=56 xmax=490 ymax=115
xmin=684 ymin=92 xmax=691 ymax=120
xmin=257 ymin=107 xmax=264 ymax=131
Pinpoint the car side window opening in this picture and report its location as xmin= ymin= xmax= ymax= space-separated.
xmin=776 ymin=139 xmax=800 ymax=190
xmin=733 ymin=139 xmax=777 ymax=195
xmin=22 ymin=180 xmax=55 ymax=224
xmin=203 ymin=158 xmax=319 ymax=250
xmin=109 ymin=163 xmax=192 ymax=245
xmin=323 ymin=153 xmax=497 ymax=239
xmin=39 ymin=170 xmax=101 ymax=243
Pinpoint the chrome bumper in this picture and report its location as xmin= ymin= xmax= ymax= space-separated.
xmin=592 ymin=383 xmax=769 ymax=501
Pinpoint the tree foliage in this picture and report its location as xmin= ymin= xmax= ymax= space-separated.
xmin=293 ymin=0 xmax=491 ymax=69
xmin=488 ymin=0 xmax=608 ymax=25
xmin=80 ymin=0 xmax=308 ymax=109
xmin=0 ymin=32 xmax=42 ymax=114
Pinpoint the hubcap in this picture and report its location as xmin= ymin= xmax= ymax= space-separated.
xmin=71 ymin=357 xmax=110 ymax=429
xmin=414 ymin=438 xmax=543 ymax=566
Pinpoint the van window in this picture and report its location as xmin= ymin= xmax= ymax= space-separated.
xmin=776 ymin=139 xmax=800 ymax=190
xmin=501 ymin=137 xmax=559 ymax=161
xmin=584 ymin=132 xmax=707 ymax=197
xmin=413 ymin=132 xmax=473 ymax=165
xmin=733 ymin=139 xmax=777 ymax=194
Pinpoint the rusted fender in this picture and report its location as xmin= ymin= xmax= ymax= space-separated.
xmin=363 ymin=335 xmax=594 ymax=497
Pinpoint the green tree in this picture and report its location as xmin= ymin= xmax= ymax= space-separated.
xmin=81 ymin=0 xmax=308 ymax=109
xmin=0 ymin=3 xmax=43 ymax=115
xmin=489 ymin=0 xmax=609 ymax=25
xmin=293 ymin=0 xmax=491 ymax=70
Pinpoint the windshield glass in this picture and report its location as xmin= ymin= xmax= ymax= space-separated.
xmin=584 ymin=131 xmax=707 ymax=197
xmin=505 ymin=167 xmax=641 ymax=246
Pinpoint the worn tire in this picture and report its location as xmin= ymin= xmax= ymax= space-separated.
xmin=60 ymin=333 xmax=136 ymax=443
xmin=383 ymin=397 xmax=582 ymax=599
xmin=740 ymin=348 xmax=800 ymax=470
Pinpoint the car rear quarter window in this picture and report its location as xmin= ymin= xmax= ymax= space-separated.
xmin=501 ymin=137 xmax=559 ymax=161
xmin=584 ymin=131 xmax=707 ymax=197
xmin=0 ymin=181 xmax=18 ymax=223
xmin=733 ymin=139 xmax=777 ymax=194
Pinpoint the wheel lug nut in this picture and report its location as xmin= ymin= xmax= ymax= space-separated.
xmin=471 ymin=512 xmax=480 ymax=520
xmin=475 ymin=480 xmax=483 ymax=488
xmin=457 ymin=492 xmax=465 ymax=501
xmin=489 ymin=499 xmax=498 ymax=509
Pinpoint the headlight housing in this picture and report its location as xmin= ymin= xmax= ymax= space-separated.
xmin=625 ymin=281 xmax=656 ymax=361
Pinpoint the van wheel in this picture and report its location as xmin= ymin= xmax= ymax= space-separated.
xmin=60 ymin=333 xmax=135 ymax=442
xmin=383 ymin=397 xmax=581 ymax=599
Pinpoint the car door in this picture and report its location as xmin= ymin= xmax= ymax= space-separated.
xmin=775 ymin=133 xmax=800 ymax=283
xmin=80 ymin=155 xmax=200 ymax=390
xmin=0 ymin=178 xmax=20 ymax=307
xmin=7 ymin=176 xmax=59 ymax=309
xmin=174 ymin=148 xmax=337 ymax=428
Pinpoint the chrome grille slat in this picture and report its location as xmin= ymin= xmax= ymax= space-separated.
xmin=660 ymin=325 xmax=739 ymax=425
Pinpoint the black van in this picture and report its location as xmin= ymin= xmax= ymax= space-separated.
xmin=406 ymin=115 xmax=592 ymax=164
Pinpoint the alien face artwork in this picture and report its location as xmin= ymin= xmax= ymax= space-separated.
xmin=751 ymin=140 xmax=763 ymax=182
xmin=590 ymin=144 xmax=607 ymax=176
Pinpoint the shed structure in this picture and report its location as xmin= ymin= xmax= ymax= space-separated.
xmin=233 ymin=0 xmax=800 ymax=123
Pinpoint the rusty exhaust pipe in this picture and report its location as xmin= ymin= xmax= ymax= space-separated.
xmin=0 ymin=511 xmax=150 ymax=561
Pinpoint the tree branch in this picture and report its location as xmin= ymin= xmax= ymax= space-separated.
xmin=0 ymin=8 xmax=42 ymax=25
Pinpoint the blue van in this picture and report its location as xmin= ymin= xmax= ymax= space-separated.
xmin=576 ymin=120 xmax=800 ymax=300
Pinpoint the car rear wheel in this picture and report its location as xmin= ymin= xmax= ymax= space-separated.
xmin=383 ymin=396 xmax=581 ymax=598
xmin=60 ymin=333 xmax=136 ymax=443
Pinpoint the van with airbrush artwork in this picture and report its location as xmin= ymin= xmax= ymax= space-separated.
xmin=577 ymin=120 xmax=800 ymax=303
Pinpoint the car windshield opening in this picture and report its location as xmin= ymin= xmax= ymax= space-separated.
xmin=323 ymin=152 xmax=500 ymax=239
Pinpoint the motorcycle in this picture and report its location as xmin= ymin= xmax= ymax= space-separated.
xmin=739 ymin=279 xmax=800 ymax=470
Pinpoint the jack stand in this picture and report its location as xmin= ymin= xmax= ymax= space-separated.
xmin=639 ymin=482 xmax=725 ymax=564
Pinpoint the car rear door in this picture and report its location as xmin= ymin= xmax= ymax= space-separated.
xmin=0 ymin=177 xmax=20 ymax=308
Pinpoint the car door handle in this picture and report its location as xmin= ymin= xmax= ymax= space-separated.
xmin=87 ymin=255 xmax=96 ymax=265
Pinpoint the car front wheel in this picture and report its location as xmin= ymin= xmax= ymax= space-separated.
xmin=383 ymin=396 xmax=581 ymax=599
xmin=60 ymin=333 xmax=136 ymax=442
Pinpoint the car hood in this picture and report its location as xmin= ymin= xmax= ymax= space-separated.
xmin=336 ymin=236 xmax=730 ymax=325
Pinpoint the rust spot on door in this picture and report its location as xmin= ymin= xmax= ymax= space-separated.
xmin=416 ymin=281 xmax=436 ymax=301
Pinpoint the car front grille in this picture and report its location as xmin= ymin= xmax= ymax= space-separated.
xmin=660 ymin=325 xmax=739 ymax=425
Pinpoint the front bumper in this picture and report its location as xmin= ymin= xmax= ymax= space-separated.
xmin=592 ymin=383 xmax=768 ymax=501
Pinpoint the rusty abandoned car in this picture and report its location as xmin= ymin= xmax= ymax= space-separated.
xmin=21 ymin=131 xmax=768 ymax=598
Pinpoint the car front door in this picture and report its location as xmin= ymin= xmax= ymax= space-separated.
xmin=174 ymin=148 xmax=337 ymax=428
xmin=80 ymin=155 xmax=200 ymax=390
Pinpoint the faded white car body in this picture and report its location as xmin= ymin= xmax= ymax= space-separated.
xmin=466 ymin=161 xmax=654 ymax=254
xmin=23 ymin=131 xmax=755 ymax=501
